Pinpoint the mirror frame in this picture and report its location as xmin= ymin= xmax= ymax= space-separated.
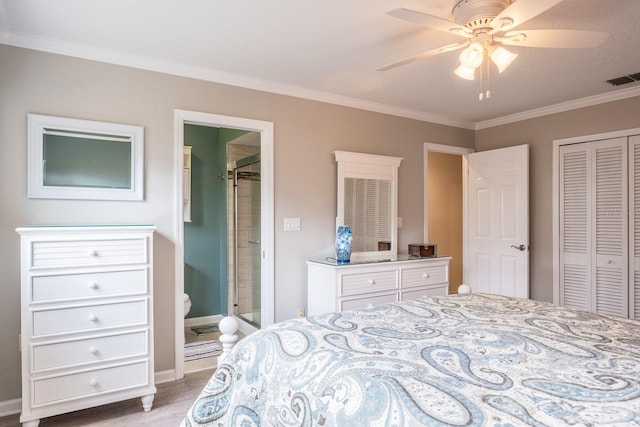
xmin=27 ymin=113 xmax=144 ymax=201
xmin=334 ymin=151 xmax=403 ymax=261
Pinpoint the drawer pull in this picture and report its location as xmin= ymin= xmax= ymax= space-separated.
xmin=88 ymin=250 xmax=98 ymax=257
xmin=367 ymin=279 xmax=375 ymax=285
xmin=89 ymin=346 xmax=98 ymax=355
xmin=88 ymin=281 xmax=99 ymax=289
xmin=89 ymin=378 xmax=98 ymax=387
xmin=422 ymin=273 xmax=430 ymax=278
xmin=88 ymin=314 xmax=98 ymax=322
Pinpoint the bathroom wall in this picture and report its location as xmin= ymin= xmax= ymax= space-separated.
xmin=184 ymin=124 xmax=228 ymax=318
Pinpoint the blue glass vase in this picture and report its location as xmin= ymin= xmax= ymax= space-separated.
xmin=335 ymin=226 xmax=353 ymax=264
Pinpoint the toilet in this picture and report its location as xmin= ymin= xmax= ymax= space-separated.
xmin=183 ymin=293 xmax=192 ymax=318
xmin=183 ymin=293 xmax=192 ymax=344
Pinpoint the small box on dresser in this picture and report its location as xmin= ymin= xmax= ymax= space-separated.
xmin=16 ymin=225 xmax=156 ymax=427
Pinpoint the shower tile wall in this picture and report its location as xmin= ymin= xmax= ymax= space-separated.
xmin=227 ymin=144 xmax=260 ymax=320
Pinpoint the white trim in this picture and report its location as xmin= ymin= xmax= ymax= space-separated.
xmin=184 ymin=314 xmax=223 ymax=328
xmin=6 ymin=32 xmax=640 ymax=132
xmin=27 ymin=113 xmax=144 ymax=201
xmin=476 ymin=86 xmax=640 ymax=130
xmin=154 ymin=369 xmax=176 ymax=385
xmin=423 ymin=143 xmax=474 ymax=243
xmin=235 ymin=316 xmax=259 ymax=337
xmin=0 ymin=32 xmax=474 ymax=130
xmin=552 ymin=127 xmax=640 ymax=305
xmin=173 ymin=110 xmax=274 ymax=381
xmin=4 ymin=32 xmax=639 ymax=131
xmin=0 ymin=398 xmax=20 ymax=417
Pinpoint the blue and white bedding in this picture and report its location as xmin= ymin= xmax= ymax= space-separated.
xmin=182 ymin=293 xmax=640 ymax=426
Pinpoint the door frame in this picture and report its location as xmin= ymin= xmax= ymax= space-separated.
xmin=173 ymin=109 xmax=274 ymax=380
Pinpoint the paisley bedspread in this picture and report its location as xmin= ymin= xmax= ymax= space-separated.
xmin=182 ymin=293 xmax=640 ymax=426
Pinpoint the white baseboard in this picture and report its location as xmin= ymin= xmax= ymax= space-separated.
xmin=0 ymin=398 xmax=21 ymax=417
xmin=184 ymin=314 xmax=223 ymax=328
xmin=155 ymin=369 xmax=176 ymax=384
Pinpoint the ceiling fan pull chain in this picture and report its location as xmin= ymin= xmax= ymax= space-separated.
xmin=478 ymin=59 xmax=484 ymax=101
xmin=486 ymin=60 xmax=491 ymax=99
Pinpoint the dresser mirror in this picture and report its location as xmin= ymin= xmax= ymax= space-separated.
xmin=334 ymin=151 xmax=402 ymax=261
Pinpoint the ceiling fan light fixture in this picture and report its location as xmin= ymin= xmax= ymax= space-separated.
xmin=458 ymin=42 xmax=484 ymax=69
xmin=455 ymin=64 xmax=476 ymax=80
xmin=489 ymin=45 xmax=518 ymax=73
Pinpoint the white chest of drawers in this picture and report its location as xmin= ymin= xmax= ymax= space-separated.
xmin=307 ymin=256 xmax=451 ymax=316
xmin=16 ymin=225 xmax=156 ymax=427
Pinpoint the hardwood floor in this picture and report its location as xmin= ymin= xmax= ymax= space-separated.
xmin=0 ymin=369 xmax=214 ymax=426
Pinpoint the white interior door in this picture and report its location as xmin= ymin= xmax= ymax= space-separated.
xmin=464 ymin=145 xmax=529 ymax=297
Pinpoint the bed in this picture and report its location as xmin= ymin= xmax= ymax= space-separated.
xmin=182 ymin=293 xmax=640 ymax=426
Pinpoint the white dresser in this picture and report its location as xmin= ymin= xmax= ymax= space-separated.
xmin=307 ymin=256 xmax=451 ymax=316
xmin=16 ymin=225 xmax=156 ymax=427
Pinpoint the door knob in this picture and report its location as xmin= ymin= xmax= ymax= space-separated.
xmin=510 ymin=244 xmax=526 ymax=251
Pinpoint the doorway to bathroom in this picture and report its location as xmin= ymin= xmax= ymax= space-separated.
xmin=174 ymin=110 xmax=274 ymax=380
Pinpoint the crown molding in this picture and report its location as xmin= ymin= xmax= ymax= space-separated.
xmin=4 ymin=30 xmax=637 ymax=132
xmin=475 ymin=85 xmax=640 ymax=130
xmin=0 ymin=31 xmax=476 ymax=130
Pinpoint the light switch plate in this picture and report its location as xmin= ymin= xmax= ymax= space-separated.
xmin=284 ymin=217 xmax=301 ymax=231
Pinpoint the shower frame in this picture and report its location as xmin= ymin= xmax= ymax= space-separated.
xmin=232 ymin=152 xmax=261 ymax=328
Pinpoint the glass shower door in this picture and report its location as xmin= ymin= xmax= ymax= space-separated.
xmin=233 ymin=153 xmax=261 ymax=328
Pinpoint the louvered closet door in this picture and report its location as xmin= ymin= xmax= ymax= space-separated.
xmin=559 ymin=137 xmax=628 ymax=316
xmin=630 ymin=136 xmax=640 ymax=319
xmin=559 ymin=143 xmax=592 ymax=310
xmin=593 ymin=138 xmax=628 ymax=317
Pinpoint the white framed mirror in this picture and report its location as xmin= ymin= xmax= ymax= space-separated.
xmin=27 ymin=113 xmax=144 ymax=201
xmin=334 ymin=151 xmax=402 ymax=261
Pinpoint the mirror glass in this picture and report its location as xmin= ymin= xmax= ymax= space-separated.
xmin=43 ymin=131 xmax=132 ymax=189
xmin=344 ymin=177 xmax=391 ymax=252
xmin=335 ymin=151 xmax=402 ymax=261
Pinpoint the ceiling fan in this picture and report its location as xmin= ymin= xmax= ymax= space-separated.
xmin=379 ymin=0 xmax=609 ymax=81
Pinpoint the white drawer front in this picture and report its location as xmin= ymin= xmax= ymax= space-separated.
xmin=33 ymin=361 xmax=149 ymax=406
xmin=32 ymin=300 xmax=147 ymax=337
xmin=401 ymin=286 xmax=447 ymax=302
xmin=32 ymin=269 xmax=146 ymax=302
xmin=32 ymin=330 xmax=148 ymax=372
xmin=401 ymin=265 xmax=448 ymax=289
xmin=31 ymin=238 xmax=147 ymax=268
xmin=340 ymin=270 xmax=397 ymax=296
xmin=341 ymin=293 xmax=397 ymax=311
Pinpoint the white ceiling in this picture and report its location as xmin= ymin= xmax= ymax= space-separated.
xmin=2 ymin=0 xmax=640 ymax=129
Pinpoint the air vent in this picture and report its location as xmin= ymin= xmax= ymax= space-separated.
xmin=606 ymin=73 xmax=640 ymax=87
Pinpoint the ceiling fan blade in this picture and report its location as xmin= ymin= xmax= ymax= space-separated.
xmin=500 ymin=29 xmax=609 ymax=48
xmin=490 ymin=0 xmax=563 ymax=32
xmin=387 ymin=8 xmax=471 ymax=37
xmin=378 ymin=42 xmax=469 ymax=71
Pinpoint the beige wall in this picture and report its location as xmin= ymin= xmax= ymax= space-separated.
xmin=0 ymin=44 xmax=474 ymax=402
xmin=4 ymin=42 xmax=639 ymax=405
xmin=475 ymin=97 xmax=640 ymax=302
